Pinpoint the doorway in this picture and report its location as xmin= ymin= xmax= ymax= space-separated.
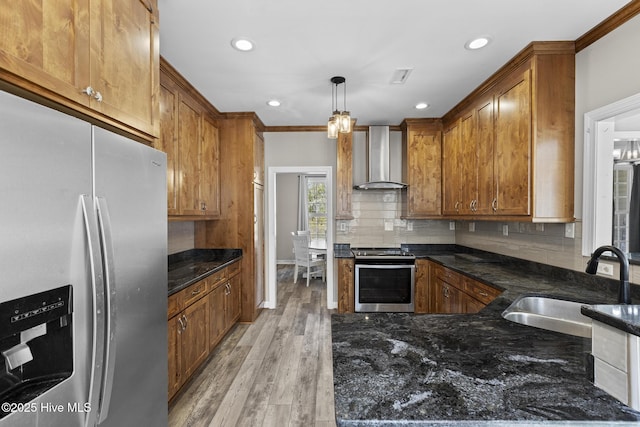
xmin=266 ymin=166 xmax=335 ymax=309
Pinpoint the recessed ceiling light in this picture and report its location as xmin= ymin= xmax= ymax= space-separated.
xmin=231 ymin=37 xmax=255 ymax=52
xmin=415 ymin=102 xmax=429 ymax=110
xmin=465 ymin=36 xmax=491 ymax=50
xmin=267 ymin=99 xmax=281 ymax=107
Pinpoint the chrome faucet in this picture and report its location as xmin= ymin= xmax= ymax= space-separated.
xmin=585 ymin=245 xmax=631 ymax=304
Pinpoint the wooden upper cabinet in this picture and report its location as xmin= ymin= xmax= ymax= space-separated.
xmin=459 ymin=112 xmax=477 ymax=215
xmin=0 ymin=0 xmax=159 ymax=141
xmin=442 ymin=122 xmax=462 ymax=216
xmin=475 ymin=98 xmax=495 ymax=215
xmin=494 ymin=69 xmax=532 ymax=216
xmin=159 ymin=58 xmax=222 ymax=219
xmin=89 ymin=0 xmax=160 ymax=139
xmin=401 ymin=119 xmax=442 ymax=218
xmin=336 ymin=130 xmax=354 ymax=219
xmin=441 ymin=41 xmax=575 ymax=222
xmin=159 ymin=81 xmax=179 ymax=215
xmin=201 ymin=114 xmax=221 ymax=217
xmin=177 ymin=93 xmax=203 ymax=216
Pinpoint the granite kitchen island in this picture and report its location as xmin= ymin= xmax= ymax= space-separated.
xmin=332 ymin=252 xmax=640 ymax=426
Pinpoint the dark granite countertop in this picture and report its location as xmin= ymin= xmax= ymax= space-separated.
xmin=332 ymin=246 xmax=640 ymax=426
xmin=582 ymin=304 xmax=640 ymax=337
xmin=168 ymin=248 xmax=242 ymax=296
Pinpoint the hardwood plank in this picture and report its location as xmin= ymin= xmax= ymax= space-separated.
xmin=268 ymin=334 xmax=304 ymax=405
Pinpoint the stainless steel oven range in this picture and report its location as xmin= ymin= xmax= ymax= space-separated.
xmin=353 ymin=248 xmax=415 ymax=312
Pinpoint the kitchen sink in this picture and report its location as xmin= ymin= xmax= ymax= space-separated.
xmin=502 ymin=295 xmax=593 ymax=338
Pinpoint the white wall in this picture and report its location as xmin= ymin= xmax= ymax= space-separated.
xmin=276 ymin=173 xmax=299 ymax=262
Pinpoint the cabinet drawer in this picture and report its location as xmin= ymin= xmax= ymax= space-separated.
xmin=434 ymin=264 xmax=462 ymax=287
xmin=207 ymin=269 xmax=227 ymax=290
xmin=182 ymin=280 xmax=208 ymax=307
xmin=168 ymin=292 xmax=183 ymax=319
xmin=462 ymin=278 xmax=501 ymax=305
xmin=227 ymin=260 xmax=241 ymax=277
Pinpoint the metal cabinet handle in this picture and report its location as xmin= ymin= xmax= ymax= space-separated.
xmin=182 ymin=314 xmax=188 ymax=330
xmin=454 ymin=201 xmax=460 ymax=212
xmin=201 ymin=201 xmax=207 ymax=211
xmin=177 ymin=316 xmax=185 ymax=333
xmin=191 ymin=288 xmax=201 ymax=296
xmin=492 ymin=198 xmax=498 ymax=212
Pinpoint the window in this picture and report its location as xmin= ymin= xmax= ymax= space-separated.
xmin=613 ymin=165 xmax=632 ymax=253
xmin=306 ymin=177 xmax=327 ymax=241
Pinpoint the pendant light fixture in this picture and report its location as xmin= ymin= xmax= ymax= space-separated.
xmin=327 ymin=76 xmax=351 ymax=139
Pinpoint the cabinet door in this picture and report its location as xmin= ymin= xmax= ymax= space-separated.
xmin=181 ymin=297 xmax=209 ymax=380
xmin=90 ymin=0 xmax=159 ymax=138
xmin=434 ymin=281 xmax=457 ymax=313
xmin=406 ymin=128 xmax=442 ymax=217
xmin=442 ymin=122 xmax=462 ymax=215
xmin=460 ymin=112 xmax=477 ymax=215
xmin=201 ymin=115 xmax=221 ymax=217
xmin=227 ymin=275 xmax=242 ymax=324
xmin=209 ymin=284 xmax=226 ymax=350
xmin=158 ymin=81 xmax=180 ymax=215
xmin=475 ymin=98 xmax=495 ymax=215
xmin=462 ymin=294 xmax=485 ymax=314
xmin=337 ymin=258 xmax=355 ymax=313
xmin=177 ymin=94 xmax=203 ymax=216
xmin=0 ymin=0 xmax=90 ymax=107
xmin=414 ymin=259 xmax=429 ymax=313
xmin=495 ymin=69 xmax=531 ymax=216
xmin=168 ymin=316 xmax=181 ymax=400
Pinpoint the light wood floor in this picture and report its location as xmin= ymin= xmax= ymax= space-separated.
xmin=168 ymin=266 xmax=337 ymax=427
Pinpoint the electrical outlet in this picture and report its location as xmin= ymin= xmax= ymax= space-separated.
xmin=502 ymin=224 xmax=509 ymax=236
xmin=340 ymin=222 xmax=346 ymax=232
xmin=469 ymin=222 xmax=475 ymax=232
xmin=565 ymin=223 xmax=575 ymax=239
xmin=597 ymin=262 xmax=614 ymax=276
xmin=407 ymin=221 xmax=413 ymax=232
xmin=449 ymin=221 xmax=455 ymax=231
xmin=384 ymin=220 xmax=394 ymax=231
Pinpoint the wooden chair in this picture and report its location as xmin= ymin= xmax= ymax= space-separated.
xmin=291 ymin=233 xmax=325 ymax=286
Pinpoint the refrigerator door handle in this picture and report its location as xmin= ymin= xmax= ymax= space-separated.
xmin=80 ymin=195 xmax=107 ymax=427
xmin=95 ymin=196 xmax=117 ymax=424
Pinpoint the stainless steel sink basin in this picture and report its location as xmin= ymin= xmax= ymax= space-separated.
xmin=502 ymin=295 xmax=592 ymax=338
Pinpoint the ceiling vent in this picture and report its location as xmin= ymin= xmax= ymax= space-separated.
xmin=390 ymin=68 xmax=413 ymax=85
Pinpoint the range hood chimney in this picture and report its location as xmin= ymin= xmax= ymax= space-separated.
xmin=354 ymin=126 xmax=407 ymax=190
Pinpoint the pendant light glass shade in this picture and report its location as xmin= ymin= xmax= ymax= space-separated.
xmin=327 ymin=115 xmax=339 ymax=139
xmin=328 ymin=76 xmax=351 ymax=138
xmin=339 ymin=111 xmax=351 ymax=133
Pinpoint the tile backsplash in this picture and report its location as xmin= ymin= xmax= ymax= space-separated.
xmin=335 ymin=190 xmax=454 ymax=247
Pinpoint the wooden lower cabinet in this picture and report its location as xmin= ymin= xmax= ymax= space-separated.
xmin=414 ymin=259 xmax=430 ymax=313
xmin=181 ymin=297 xmax=209 ymax=380
xmin=168 ymin=261 xmax=242 ymax=401
xmin=337 ymin=258 xmax=355 ymax=313
xmin=427 ymin=260 xmax=501 ymax=314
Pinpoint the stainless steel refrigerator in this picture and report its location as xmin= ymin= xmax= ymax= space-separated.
xmin=0 ymin=89 xmax=168 ymax=426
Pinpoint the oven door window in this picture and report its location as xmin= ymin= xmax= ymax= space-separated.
xmin=356 ymin=265 xmax=413 ymax=304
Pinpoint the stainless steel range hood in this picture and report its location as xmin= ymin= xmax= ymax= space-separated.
xmin=354 ymin=126 xmax=407 ymax=190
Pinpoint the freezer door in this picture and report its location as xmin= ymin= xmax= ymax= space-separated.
xmin=0 ymin=90 xmax=94 ymax=427
xmin=92 ymin=128 xmax=167 ymax=427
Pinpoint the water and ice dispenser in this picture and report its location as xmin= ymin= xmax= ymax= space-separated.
xmin=0 ymin=285 xmax=73 ymax=417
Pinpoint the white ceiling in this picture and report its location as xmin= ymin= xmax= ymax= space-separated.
xmin=158 ymin=0 xmax=632 ymax=128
